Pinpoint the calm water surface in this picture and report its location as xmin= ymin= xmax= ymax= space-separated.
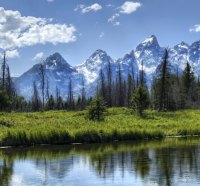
xmin=0 ymin=138 xmax=200 ymax=186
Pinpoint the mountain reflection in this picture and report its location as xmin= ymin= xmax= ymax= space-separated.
xmin=0 ymin=138 xmax=200 ymax=185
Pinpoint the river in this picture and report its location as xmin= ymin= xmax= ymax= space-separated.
xmin=0 ymin=138 xmax=200 ymax=186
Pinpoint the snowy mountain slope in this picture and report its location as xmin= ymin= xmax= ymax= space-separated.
xmin=14 ymin=35 xmax=200 ymax=99
xmin=75 ymin=49 xmax=114 ymax=85
xmin=15 ymin=53 xmax=83 ymax=99
xmin=189 ymin=40 xmax=200 ymax=75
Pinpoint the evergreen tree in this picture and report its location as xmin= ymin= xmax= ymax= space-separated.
xmin=55 ymin=86 xmax=63 ymax=110
xmin=131 ymin=85 xmax=149 ymax=116
xmin=67 ymin=78 xmax=74 ymax=110
xmin=0 ymin=89 xmax=10 ymax=111
xmin=127 ymin=74 xmax=134 ymax=107
xmin=46 ymin=77 xmax=50 ymax=102
xmin=47 ymin=95 xmax=55 ymax=110
xmin=181 ymin=62 xmax=195 ymax=107
xmin=80 ymin=76 xmax=86 ymax=110
xmin=107 ymin=61 xmax=112 ymax=107
xmin=1 ymin=51 xmax=6 ymax=88
xmin=159 ymin=50 xmax=169 ymax=111
xmin=87 ymin=96 xmax=107 ymax=121
xmin=117 ymin=64 xmax=124 ymax=107
xmin=99 ymin=68 xmax=106 ymax=101
xmin=38 ymin=64 xmax=46 ymax=110
xmin=153 ymin=49 xmax=172 ymax=111
xmin=31 ymin=81 xmax=41 ymax=111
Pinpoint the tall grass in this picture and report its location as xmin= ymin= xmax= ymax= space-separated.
xmin=0 ymin=108 xmax=200 ymax=146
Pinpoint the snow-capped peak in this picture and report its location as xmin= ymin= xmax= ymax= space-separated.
xmin=174 ymin=42 xmax=189 ymax=50
xmin=44 ymin=52 xmax=71 ymax=70
xmin=84 ymin=49 xmax=113 ymax=68
xmin=142 ymin=35 xmax=159 ymax=46
xmin=15 ymin=35 xmax=200 ymax=100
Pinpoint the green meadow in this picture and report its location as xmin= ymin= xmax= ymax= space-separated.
xmin=0 ymin=108 xmax=200 ymax=146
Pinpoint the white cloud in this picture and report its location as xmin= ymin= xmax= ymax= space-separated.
xmin=108 ymin=1 xmax=142 ymax=26
xmin=0 ymin=7 xmax=77 ymax=49
xmin=33 ymin=52 xmax=44 ymax=61
xmin=189 ymin=25 xmax=200 ymax=32
xmin=0 ymin=49 xmax=20 ymax=59
xmin=108 ymin=13 xmax=120 ymax=26
xmin=75 ymin=3 xmax=102 ymax=14
xmin=119 ymin=1 xmax=142 ymax=14
xmin=47 ymin=0 xmax=54 ymax=2
xmin=99 ymin=32 xmax=105 ymax=38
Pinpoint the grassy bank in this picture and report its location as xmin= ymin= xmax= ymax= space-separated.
xmin=0 ymin=108 xmax=200 ymax=146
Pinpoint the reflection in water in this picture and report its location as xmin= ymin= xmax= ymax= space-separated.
xmin=0 ymin=138 xmax=200 ymax=185
xmin=0 ymin=159 xmax=13 ymax=186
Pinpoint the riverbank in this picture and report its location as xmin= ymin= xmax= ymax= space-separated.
xmin=0 ymin=108 xmax=200 ymax=146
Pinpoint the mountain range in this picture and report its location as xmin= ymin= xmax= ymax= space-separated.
xmin=14 ymin=35 xmax=200 ymax=100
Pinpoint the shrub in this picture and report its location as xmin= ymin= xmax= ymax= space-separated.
xmin=87 ymin=96 xmax=107 ymax=121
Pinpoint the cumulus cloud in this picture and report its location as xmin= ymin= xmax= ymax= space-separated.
xmin=0 ymin=7 xmax=77 ymax=49
xmin=33 ymin=52 xmax=44 ymax=61
xmin=108 ymin=1 xmax=142 ymax=26
xmin=0 ymin=49 xmax=20 ymax=59
xmin=75 ymin=3 xmax=102 ymax=14
xmin=189 ymin=25 xmax=200 ymax=32
xmin=119 ymin=1 xmax=142 ymax=14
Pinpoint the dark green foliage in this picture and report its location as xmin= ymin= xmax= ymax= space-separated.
xmin=0 ymin=89 xmax=10 ymax=111
xmin=31 ymin=81 xmax=41 ymax=111
xmin=180 ymin=62 xmax=196 ymax=108
xmin=87 ymin=96 xmax=107 ymax=121
xmin=47 ymin=95 xmax=55 ymax=110
xmin=151 ymin=50 xmax=175 ymax=111
xmin=67 ymin=78 xmax=74 ymax=111
xmin=182 ymin=62 xmax=194 ymax=96
xmin=131 ymin=85 xmax=149 ymax=116
xmin=127 ymin=74 xmax=134 ymax=107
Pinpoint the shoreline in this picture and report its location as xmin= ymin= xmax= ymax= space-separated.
xmin=1 ymin=134 xmax=200 ymax=148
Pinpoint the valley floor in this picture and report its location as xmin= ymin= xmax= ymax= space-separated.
xmin=0 ymin=108 xmax=200 ymax=146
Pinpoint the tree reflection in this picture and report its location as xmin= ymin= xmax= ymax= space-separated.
xmin=0 ymin=159 xmax=13 ymax=186
xmin=0 ymin=138 xmax=200 ymax=185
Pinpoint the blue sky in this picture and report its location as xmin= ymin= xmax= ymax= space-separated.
xmin=0 ymin=0 xmax=200 ymax=76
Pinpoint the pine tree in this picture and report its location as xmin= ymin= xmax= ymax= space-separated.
xmin=38 ymin=64 xmax=46 ymax=110
xmin=1 ymin=51 xmax=6 ymax=88
xmin=99 ymin=68 xmax=106 ymax=101
xmin=55 ymin=87 xmax=63 ymax=110
xmin=47 ymin=95 xmax=55 ymax=110
xmin=45 ymin=77 xmax=50 ymax=102
xmin=67 ymin=78 xmax=74 ymax=110
xmin=32 ymin=81 xmax=41 ymax=111
xmin=5 ymin=66 xmax=13 ymax=98
xmin=80 ymin=76 xmax=86 ymax=110
xmin=181 ymin=62 xmax=195 ymax=106
xmin=0 ymin=89 xmax=10 ymax=111
xmin=158 ymin=49 xmax=171 ymax=111
xmin=127 ymin=74 xmax=134 ymax=107
xmin=131 ymin=85 xmax=149 ymax=116
xmin=117 ymin=64 xmax=124 ymax=107
xmin=107 ymin=61 xmax=112 ymax=107
xmin=87 ymin=96 xmax=107 ymax=121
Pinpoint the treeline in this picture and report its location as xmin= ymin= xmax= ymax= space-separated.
xmin=1 ymin=49 xmax=200 ymax=113
xmin=0 ymin=52 xmax=90 ymax=112
xmin=0 ymin=52 xmax=24 ymax=111
xmin=97 ymin=49 xmax=200 ymax=113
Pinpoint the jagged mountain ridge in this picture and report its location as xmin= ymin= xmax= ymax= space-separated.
xmin=15 ymin=35 xmax=200 ymax=99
